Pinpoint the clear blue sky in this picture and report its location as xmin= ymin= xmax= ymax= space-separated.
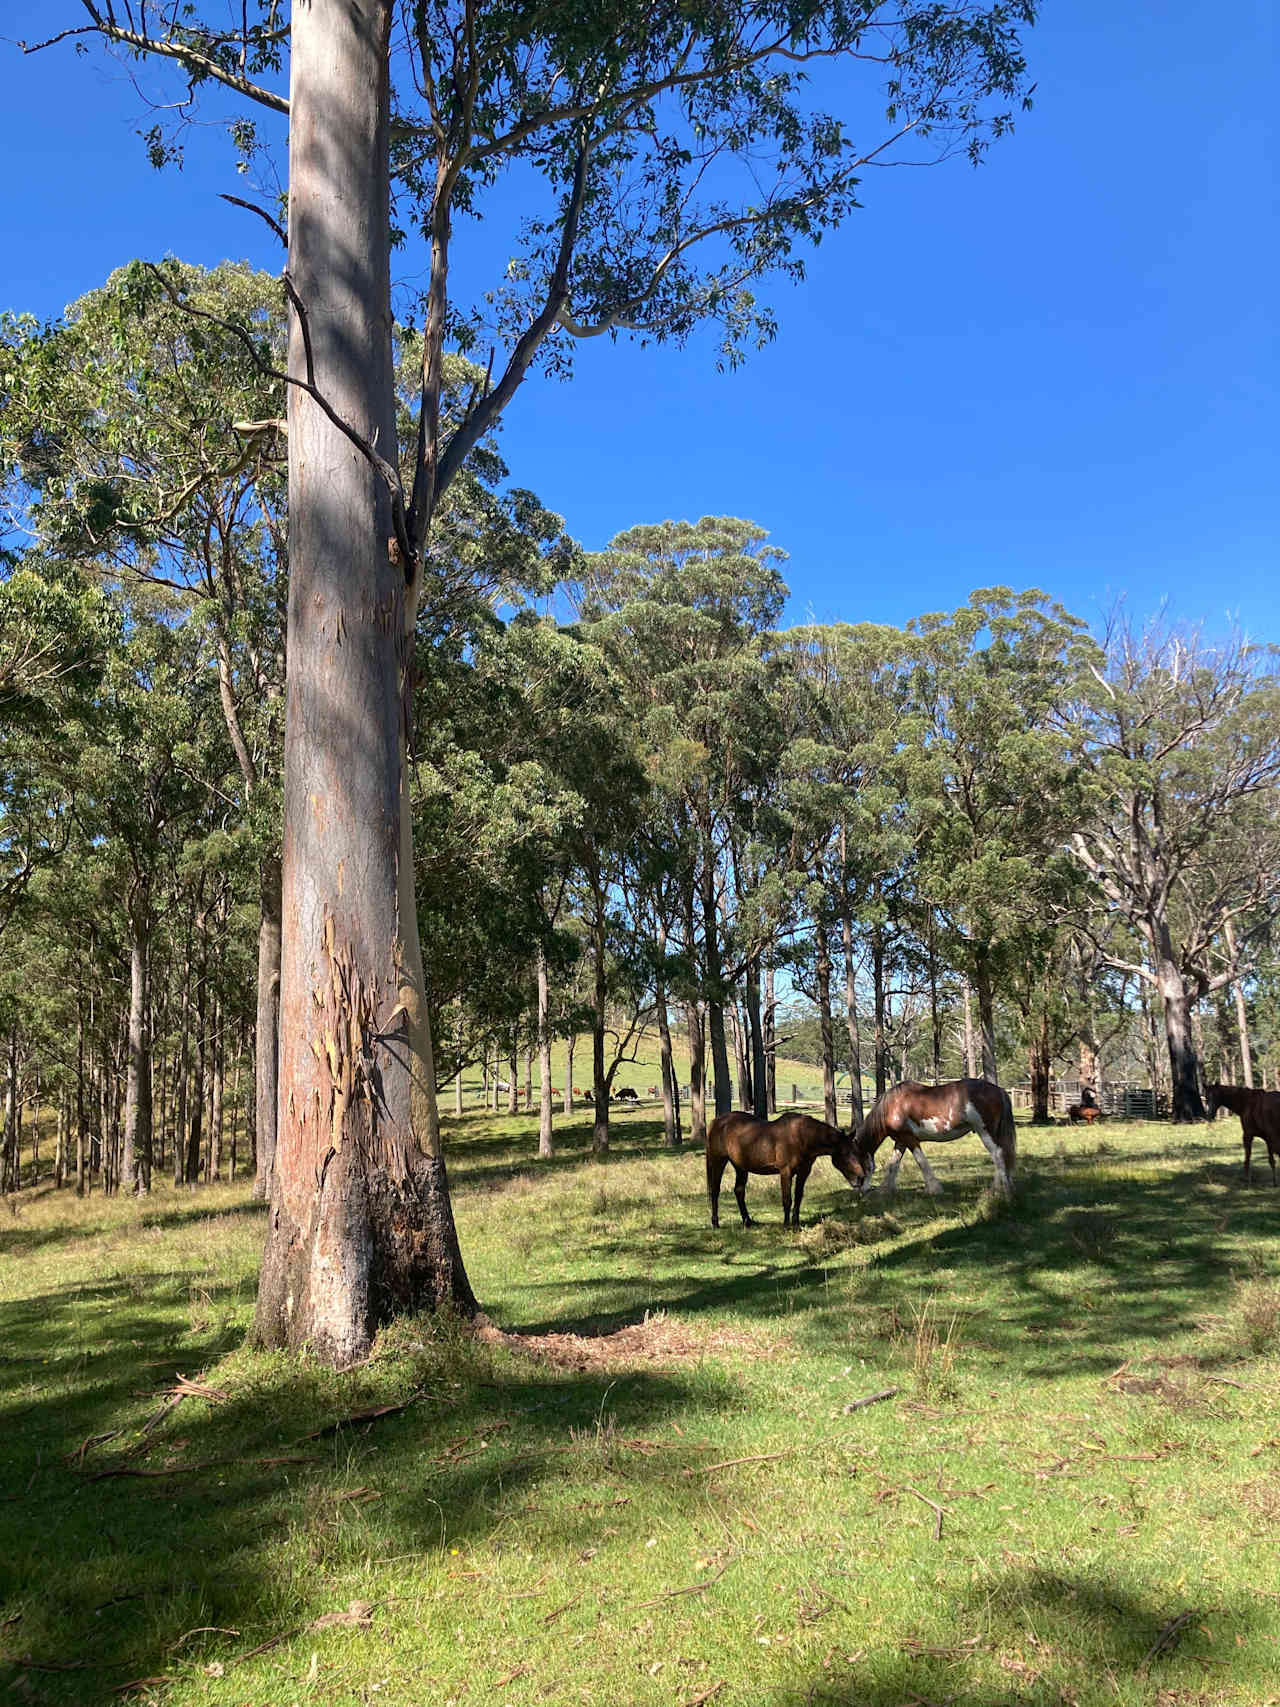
xmin=3 ymin=3 xmax=1276 ymax=640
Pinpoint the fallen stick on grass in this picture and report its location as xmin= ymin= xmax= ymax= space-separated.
xmin=841 ymin=1386 xmax=900 ymax=1413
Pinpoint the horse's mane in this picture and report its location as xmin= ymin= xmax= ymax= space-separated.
xmin=859 ymin=1097 xmax=891 ymax=1145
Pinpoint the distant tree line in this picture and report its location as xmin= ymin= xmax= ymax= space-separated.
xmin=3 ymin=263 xmax=1279 ymax=1205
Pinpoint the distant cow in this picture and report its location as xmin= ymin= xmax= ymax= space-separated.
xmin=647 ymin=1085 xmax=659 ymax=1098
xmin=1067 ymin=1102 xmax=1103 ymax=1125
xmin=615 ymin=1086 xmax=639 ymax=1102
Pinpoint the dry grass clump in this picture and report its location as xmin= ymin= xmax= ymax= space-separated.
xmin=507 ymin=1308 xmax=780 ymax=1372
xmin=797 ymin=1209 xmax=900 ymax=1257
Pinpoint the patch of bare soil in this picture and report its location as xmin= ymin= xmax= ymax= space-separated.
xmin=493 ymin=1312 xmax=781 ymax=1372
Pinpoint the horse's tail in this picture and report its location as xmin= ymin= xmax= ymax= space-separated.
xmin=997 ymin=1090 xmax=1017 ymax=1172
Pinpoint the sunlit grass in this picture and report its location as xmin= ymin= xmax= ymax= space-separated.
xmin=2 ymin=1109 xmax=1279 ymax=1704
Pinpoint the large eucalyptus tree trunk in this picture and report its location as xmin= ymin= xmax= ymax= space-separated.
xmin=254 ymin=0 xmax=475 ymax=1365
xmin=1152 ymin=924 xmax=1205 ymax=1121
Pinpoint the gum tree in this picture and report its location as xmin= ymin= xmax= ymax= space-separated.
xmin=25 ymin=1 xmax=1038 ymax=1363
xmin=1069 ymin=620 xmax=1280 ymax=1121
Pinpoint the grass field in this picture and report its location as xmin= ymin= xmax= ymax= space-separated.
xmin=2 ymin=1110 xmax=1279 ymax=1706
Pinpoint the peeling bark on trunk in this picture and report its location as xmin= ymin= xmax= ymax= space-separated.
xmin=253 ymin=0 xmax=476 ymax=1365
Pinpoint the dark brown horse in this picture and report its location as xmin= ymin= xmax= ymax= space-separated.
xmin=1204 ymin=1083 xmax=1280 ymax=1185
xmin=706 ymin=1111 xmax=865 ymax=1227
xmin=1067 ymin=1102 xmax=1103 ymax=1126
xmin=853 ymin=1078 xmax=1016 ymax=1197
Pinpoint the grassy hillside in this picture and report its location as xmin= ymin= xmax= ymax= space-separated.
xmin=457 ymin=1022 xmax=850 ymax=1111
xmin=2 ymin=1110 xmax=1278 ymax=1705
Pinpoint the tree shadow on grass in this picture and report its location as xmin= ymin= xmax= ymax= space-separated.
xmin=0 ymin=1272 xmax=734 ymax=1704
xmin=489 ymin=1142 xmax=1279 ymax=1379
xmin=0 ymin=1193 xmax=266 ymax=1260
xmin=774 ymin=1564 xmax=1266 ymax=1705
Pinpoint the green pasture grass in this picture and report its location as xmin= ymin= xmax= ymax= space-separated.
xmin=2 ymin=1111 xmax=1279 ymax=1706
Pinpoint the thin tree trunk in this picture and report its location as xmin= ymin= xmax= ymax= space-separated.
xmin=75 ymin=980 xmax=86 ymax=1197
xmin=210 ymin=1004 xmax=225 ymax=1182
xmin=686 ymin=1000 xmax=707 ymax=1148
xmin=744 ymin=955 xmax=767 ymax=1120
xmin=122 ymin=899 xmax=153 ymax=1196
xmin=730 ymin=996 xmax=750 ymax=1110
xmin=455 ymin=1009 xmax=464 ymax=1117
xmin=1224 ymin=917 xmax=1254 ymax=1088
xmin=1030 ymin=1007 xmax=1051 ymax=1122
xmin=872 ymin=921 xmax=888 ymax=1097
xmin=764 ymin=963 xmax=777 ymax=1116
xmin=928 ymin=912 xmax=942 ymax=1084
xmin=816 ymin=931 xmax=838 ymax=1124
xmin=537 ymin=943 xmax=554 ymax=1159
xmin=252 ymin=856 xmax=281 ymax=1199
xmin=839 ymin=905 xmax=863 ymax=1124
xmin=973 ymin=961 xmax=998 ymax=1083
xmin=655 ymin=972 xmax=680 ymax=1147
xmin=962 ymin=978 xmax=977 ymax=1078
xmin=2 ymin=1022 xmax=16 ymax=1192
xmin=507 ymin=1042 xmax=519 ymax=1116
xmin=564 ymin=1034 xmax=575 ymax=1114
xmin=700 ymin=842 xmax=732 ymax=1116
xmin=186 ymin=960 xmax=205 ymax=1186
xmin=590 ymin=870 xmax=610 ymax=1155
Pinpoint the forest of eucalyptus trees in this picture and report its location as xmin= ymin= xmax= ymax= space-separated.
xmin=3 ymin=260 xmax=1280 ymax=1215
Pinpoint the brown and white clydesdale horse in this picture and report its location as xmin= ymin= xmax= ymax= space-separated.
xmin=1204 ymin=1083 xmax=1280 ymax=1185
xmin=853 ymin=1078 xmax=1017 ymax=1197
xmin=706 ymin=1111 xmax=866 ymax=1228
